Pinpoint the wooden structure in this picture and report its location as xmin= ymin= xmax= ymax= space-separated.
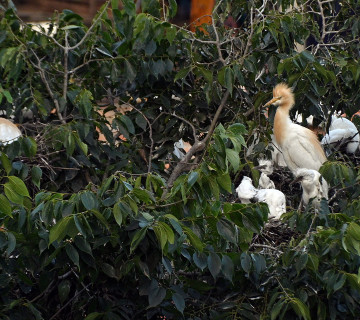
xmin=13 ymin=0 xmax=105 ymax=23
xmin=13 ymin=0 xmax=215 ymax=28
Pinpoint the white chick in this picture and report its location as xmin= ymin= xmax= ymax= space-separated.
xmin=254 ymin=189 xmax=286 ymax=220
xmin=236 ymin=176 xmax=257 ymax=204
xmin=0 ymin=118 xmax=22 ymax=145
xmin=254 ymin=159 xmax=275 ymax=189
xmin=321 ymin=116 xmax=359 ymax=154
xmin=293 ymin=168 xmax=328 ymax=209
xmin=236 ymin=176 xmax=286 ymax=220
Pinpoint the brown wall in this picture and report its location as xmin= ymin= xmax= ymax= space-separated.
xmin=13 ymin=0 xmax=105 ymax=23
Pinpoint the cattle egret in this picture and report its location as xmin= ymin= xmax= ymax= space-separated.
xmin=321 ymin=116 xmax=359 ymax=154
xmin=292 ymin=168 xmax=328 ymax=209
xmin=254 ymin=159 xmax=275 ymax=189
xmin=270 ymin=134 xmax=287 ymax=167
xmin=264 ymin=83 xmax=327 ymax=172
xmin=236 ymin=176 xmax=286 ymax=220
xmin=254 ymin=188 xmax=286 ymax=220
xmin=236 ymin=176 xmax=257 ymax=204
xmin=0 ymin=118 xmax=22 ymax=145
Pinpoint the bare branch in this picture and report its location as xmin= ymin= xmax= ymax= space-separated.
xmin=30 ymin=49 xmax=66 ymax=125
xmin=122 ymin=101 xmax=155 ymax=174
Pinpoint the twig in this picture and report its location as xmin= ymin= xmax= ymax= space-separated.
xmin=63 ymin=31 xmax=69 ymax=118
xmin=249 ymin=243 xmax=284 ymax=253
xmin=163 ymin=90 xmax=230 ymax=197
xmin=122 ymin=101 xmax=154 ymax=174
xmin=30 ymin=49 xmax=66 ymax=125
xmin=49 ymin=283 xmax=92 ymax=320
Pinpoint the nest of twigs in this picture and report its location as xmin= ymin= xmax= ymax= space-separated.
xmin=250 ymin=219 xmax=299 ymax=254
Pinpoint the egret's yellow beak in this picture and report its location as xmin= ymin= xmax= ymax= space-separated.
xmin=264 ymin=96 xmax=281 ymax=107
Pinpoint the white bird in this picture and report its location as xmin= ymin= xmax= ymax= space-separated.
xmin=270 ymin=134 xmax=287 ymax=167
xmin=254 ymin=159 xmax=275 ymax=189
xmin=321 ymin=116 xmax=359 ymax=154
xmin=292 ymin=168 xmax=328 ymax=209
xmin=264 ymin=83 xmax=327 ymax=173
xmin=236 ymin=176 xmax=257 ymax=204
xmin=0 ymin=118 xmax=22 ymax=145
xmin=236 ymin=176 xmax=286 ymax=220
xmin=254 ymin=188 xmax=286 ymax=220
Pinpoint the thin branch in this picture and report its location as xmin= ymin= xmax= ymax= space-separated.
xmin=63 ymin=31 xmax=69 ymax=117
xmin=49 ymin=283 xmax=92 ymax=320
xmin=163 ymin=90 xmax=230 ymax=197
xmin=30 ymin=49 xmax=66 ymax=125
xmin=68 ymin=2 xmax=110 ymax=51
xmin=122 ymin=101 xmax=155 ymax=174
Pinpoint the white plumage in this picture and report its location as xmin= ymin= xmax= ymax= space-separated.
xmin=254 ymin=189 xmax=286 ymax=220
xmin=0 ymin=118 xmax=22 ymax=145
xmin=235 ymin=176 xmax=257 ymax=204
xmin=270 ymin=134 xmax=287 ymax=168
xmin=293 ymin=168 xmax=328 ymax=209
xmin=321 ymin=116 xmax=359 ymax=154
xmin=264 ymin=83 xmax=327 ymax=173
xmin=254 ymin=159 xmax=275 ymax=189
xmin=236 ymin=176 xmax=286 ymax=220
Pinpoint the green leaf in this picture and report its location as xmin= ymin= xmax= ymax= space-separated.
xmin=4 ymin=183 xmax=24 ymax=205
xmin=124 ymin=60 xmax=136 ymax=82
xmin=84 ymin=312 xmax=103 ymax=320
xmin=290 ymin=298 xmax=311 ymax=320
xmin=81 ymin=192 xmax=98 ymax=210
xmin=58 ymin=280 xmax=71 ymax=304
xmin=168 ymin=0 xmax=178 ymax=18
xmin=193 ymin=251 xmax=207 ymax=271
xmin=0 ymin=194 xmax=12 ymax=217
xmin=153 ymin=223 xmax=167 ymax=250
xmin=2 ymin=90 xmax=13 ymax=103
xmin=0 ymin=152 xmax=12 ymax=174
xmin=130 ymin=227 xmax=148 ymax=253
xmin=148 ymin=280 xmax=166 ymax=308
xmin=221 ymin=255 xmax=234 ymax=282
xmin=172 ymin=293 xmax=185 ymax=314
xmin=66 ymin=244 xmax=80 ymax=269
xmin=49 ymin=216 xmax=73 ymax=244
xmin=113 ymin=202 xmax=123 ymax=226
xmin=226 ymin=148 xmax=240 ymax=172
xmin=77 ymin=90 xmax=93 ymax=118
xmin=6 ymin=232 xmax=16 ymax=256
xmin=271 ymin=300 xmax=285 ymax=320
xmin=7 ymin=176 xmax=30 ymax=198
xmin=31 ymin=166 xmax=42 ymax=188
xmin=216 ymin=172 xmax=232 ymax=193
xmin=111 ymin=0 xmax=119 ymax=9
xmin=240 ymin=252 xmax=252 ymax=273
xmin=102 ymin=262 xmax=117 ymax=278
xmin=74 ymin=216 xmax=87 ymax=238
xmin=174 ymin=67 xmax=191 ymax=82
xmin=120 ymin=115 xmax=135 ymax=135
xmin=122 ymin=0 xmax=136 ymax=17
xmin=183 ymin=225 xmax=204 ymax=251
xmin=187 ymin=171 xmax=199 ymax=188
xmin=208 ymin=252 xmax=221 ymax=279
xmin=216 ymin=218 xmax=237 ymax=244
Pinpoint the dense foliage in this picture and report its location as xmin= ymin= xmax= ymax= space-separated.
xmin=0 ymin=0 xmax=360 ymax=319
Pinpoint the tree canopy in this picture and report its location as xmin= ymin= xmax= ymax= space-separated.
xmin=0 ymin=0 xmax=360 ymax=319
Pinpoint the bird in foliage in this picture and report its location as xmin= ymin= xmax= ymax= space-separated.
xmin=264 ymin=83 xmax=327 ymax=172
xmin=236 ymin=176 xmax=257 ymax=204
xmin=292 ymin=168 xmax=328 ymax=210
xmin=254 ymin=159 xmax=275 ymax=189
xmin=236 ymin=176 xmax=286 ymax=220
xmin=0 ymin=118 xmax=22 ymax=145
xmin=321 ymin=116 xmax=359 ymax=154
